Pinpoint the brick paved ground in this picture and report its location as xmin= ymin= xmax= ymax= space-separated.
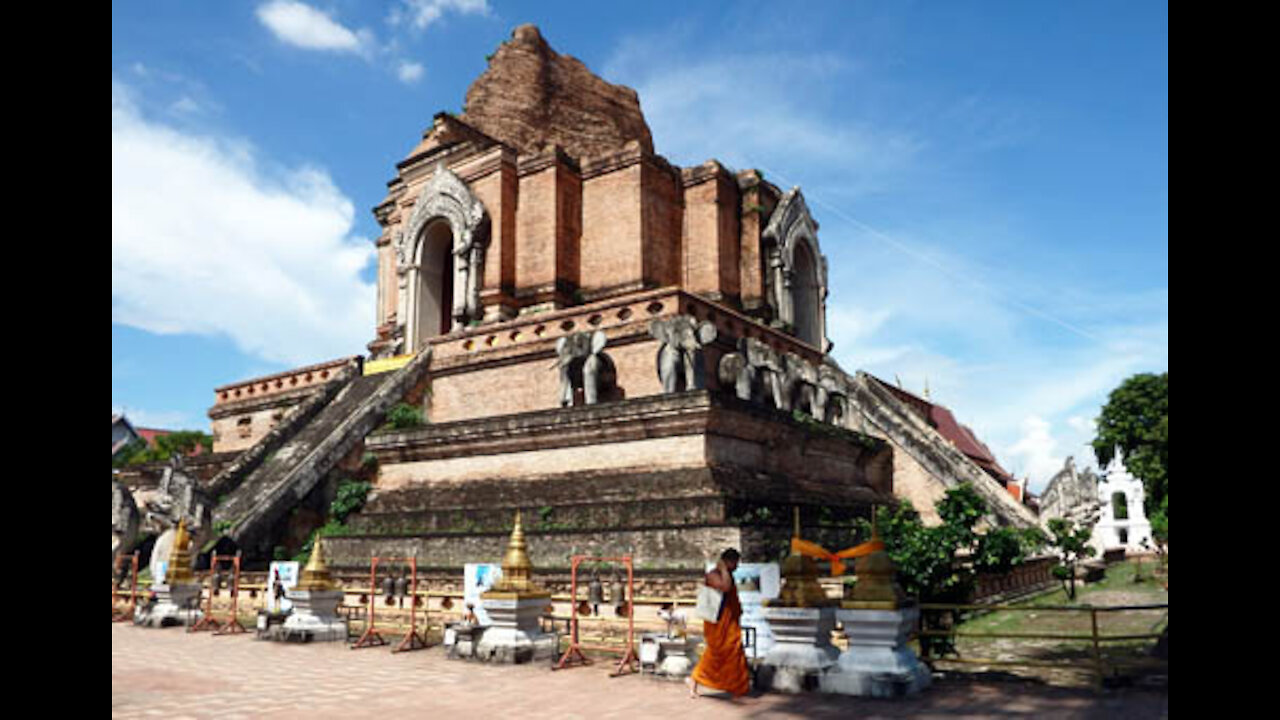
xmin=112 ymin=624 xmax=1167 ymax=719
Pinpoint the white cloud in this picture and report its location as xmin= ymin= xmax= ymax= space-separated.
xmin=823 ymin=238 xmax=1166 ymax=493
xmin=391 ymin=0 xmax=490 ymax=30
xmin=256 ymin=1 xmax=368 ymax=53
xmin=1006 ymin=416 xmax=1059 ymax=486
xmin=397 ymin=60 xmax=425 ymax=84
xmin=111 ymin=78 xmax=374 ymax=367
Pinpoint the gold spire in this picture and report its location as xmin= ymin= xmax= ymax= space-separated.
xmin=771 ymin=506 xmax=836 ymax=608
xmin=485 ymin=510 xmax=549 ymax=598
xmin=164 ymin=518 xmax=195 ymax=585
xmin=846 ymin=509 xmax=907 ymax=610
xmin=296 ymin=537 xmax=336 ymax=591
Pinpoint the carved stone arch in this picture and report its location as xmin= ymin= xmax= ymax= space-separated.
xmin=762 ymin=188 xmax=829 ymax=350
xmin=394 ymin=164 xmax=491 ymax=350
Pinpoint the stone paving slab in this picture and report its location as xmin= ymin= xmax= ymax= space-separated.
xmin=112 ymin=624 xmax=1167 ymax=719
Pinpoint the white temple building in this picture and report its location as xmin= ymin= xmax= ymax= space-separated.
xmin=1089 ymin=450 xmax=1153 ymax=555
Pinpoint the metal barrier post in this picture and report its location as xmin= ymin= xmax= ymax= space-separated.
xmin=214 ymin=553 xmax=248 ymax=635
xmin=393 ymin=557 xmax=428 ymax=653
xmin=351 ymin=557 xmax=387 ymax=649
xmin=189 ymin=553 xmax=222 ymax=633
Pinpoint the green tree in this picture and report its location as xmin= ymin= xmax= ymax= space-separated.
xmin=1046 ymin=517 xmax=1095 ymax=601
xmin=857 ymin=484 xmax=1045 ymax=657
xmin=857 ymin=484 xmax=1045 ymax=603
xmin=112 ymin=431 xmax=213 ymax=468
xmin=1093 ymin=372 xmax=1168 ymax=521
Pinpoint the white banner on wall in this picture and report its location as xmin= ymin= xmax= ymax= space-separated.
xmin=464 ymin=563 xmax=503 ymax=625
xmin=267 ymin=561 xmax=299 ymax=613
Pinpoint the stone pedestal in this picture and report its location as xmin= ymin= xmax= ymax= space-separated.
xmin=473 ymin=595 xmax=557 ymax=664
xmin=135 ymin=583 xmax=203 ymax=628
xmin=653 ymin=635 xmax=699 ymax=679
xmin=279 ymin=589 xmax=347 ymax=642
xmin=820 ymin=606 xmax=931 ymax=697
xmin=756 ymin=606 xmax=838 ymax=693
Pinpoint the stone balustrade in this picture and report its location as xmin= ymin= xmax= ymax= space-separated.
xmin=212 ymin=357 xmax=362 ymax=408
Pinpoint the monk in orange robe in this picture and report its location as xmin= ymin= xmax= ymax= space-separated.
xmin=689 ymin=548 xmax=751 ymax=698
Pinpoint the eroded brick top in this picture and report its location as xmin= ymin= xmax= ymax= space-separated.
xmin=460 ymin=24 xmax=654 ymax=161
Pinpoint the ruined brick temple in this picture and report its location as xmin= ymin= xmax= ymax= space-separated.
xmin=118 ymin=25 xmax=1035 ymax=582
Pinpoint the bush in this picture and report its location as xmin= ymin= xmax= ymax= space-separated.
xmin=384 ymin=403 xmax=424 ymax=430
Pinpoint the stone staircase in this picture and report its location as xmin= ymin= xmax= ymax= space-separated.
xmin=212 ymin=350 xmax=432 ymax=553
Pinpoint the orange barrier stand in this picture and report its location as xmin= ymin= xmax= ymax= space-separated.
xmin=351 ymin=556 xmax=429 ymax=653
xmin=190 ymin=552 xmax=248 ymax=635
xmin=555 ymin=555 xmax=638 ymax=677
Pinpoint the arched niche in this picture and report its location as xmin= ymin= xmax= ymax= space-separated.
xmin=393 ymin=164 xmax=490 ymax=351
xmin=414 ymin=219 xmax=455 ymax=341
xmin=762 ymin=188 xmax=829 ymax=351
xmin=792 ymin=241 xmax=822 ymax=348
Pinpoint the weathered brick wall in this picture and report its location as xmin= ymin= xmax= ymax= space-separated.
xmin=324 ymin=525 xmax=744 ymax=572
xmin=642 ymin=158 xmax=683 ymax=289
xmin=425 ymin=333 xmax=663 ymax=424
xmin=580 ymin=153 xmax=644 ymax=295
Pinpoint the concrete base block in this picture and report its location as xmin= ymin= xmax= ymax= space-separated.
xmin=278 ymin=590 xmax=348 ymax=643
xmin=819 ymin=607 xmax=932 ymax=698
xmin=756 ymin=606 xmax=838 ymax=693
xmin=134 ymin=583 xmax=203 ymax=628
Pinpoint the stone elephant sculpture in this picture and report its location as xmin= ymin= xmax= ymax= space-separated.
xmin=650 ymin=316 xmax=717 ymax=393
xmin=554 ymin=330 xmax=614 ymax=406
xmin=718 ymin=337 xmax=785 ymax=407
xmin=814 ymin=362 xmax=850 ymax=425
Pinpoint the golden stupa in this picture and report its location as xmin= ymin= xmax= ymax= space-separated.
xmin=483 ymin=511 xmax=550 ymax=599
xmin=769 ymin=508 xmax=837 ymax=608
xmin=296 ymin=537 xmax=337 ymax=592
xmin=844 ymin=519 xmax=907 ymax=610
xmin=163 ymin=518 xmax=196 ymax=585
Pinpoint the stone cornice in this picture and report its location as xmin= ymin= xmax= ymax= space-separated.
xmin=516 ymin=145 xmax=580 ymax=177
xmin=212 ymin=357 xmax=361 ymax=407
xmin=208 ymin=386 xmax=316 ymax=420
xmin=681 ymin=160 xmax=734 ymax=189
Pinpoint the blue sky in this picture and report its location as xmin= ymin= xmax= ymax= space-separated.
xmin=112 ymin=1 xmax=1168 ymax=491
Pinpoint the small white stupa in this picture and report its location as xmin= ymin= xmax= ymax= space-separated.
xmin=1091 ymin=449 xmax=1153 ymax=554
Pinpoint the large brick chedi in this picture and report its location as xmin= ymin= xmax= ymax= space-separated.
xmin=336 ymin=24 xmax=878 ymax=572
xmin=199 ymin=24 xmax=892 ymax=569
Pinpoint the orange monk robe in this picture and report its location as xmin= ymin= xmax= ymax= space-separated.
xmin=691 ymin=586 xmax=751 ymax=696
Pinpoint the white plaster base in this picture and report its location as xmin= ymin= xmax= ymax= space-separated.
xmin=474 ymin=595 xmax=557 ymax=664
xmin=656 ymin=636 xmax=700 ymax=679
xmin=756 ymin=606 xmax=838 ymax=693
xmin=280 ymin=589 xmax=348 ymax=642
xmin=820 ymin=607 xmax=932 ymax=698
xmin=135 ymin=583 xmax=204 ymax=628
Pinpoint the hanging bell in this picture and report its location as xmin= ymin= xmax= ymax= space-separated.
xmin=587 ymin=575 xmax=605 ymax=605
xmin=610 ymin=569 xmax=625 ymax=606
xmin=394 ymin=575 xmax=409 ymax=607
xmin=382 ymin=573 xmax=396 ymax=605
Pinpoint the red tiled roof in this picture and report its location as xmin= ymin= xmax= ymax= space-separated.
xmin=874 ymin=377 xmax=1017 ymax=486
